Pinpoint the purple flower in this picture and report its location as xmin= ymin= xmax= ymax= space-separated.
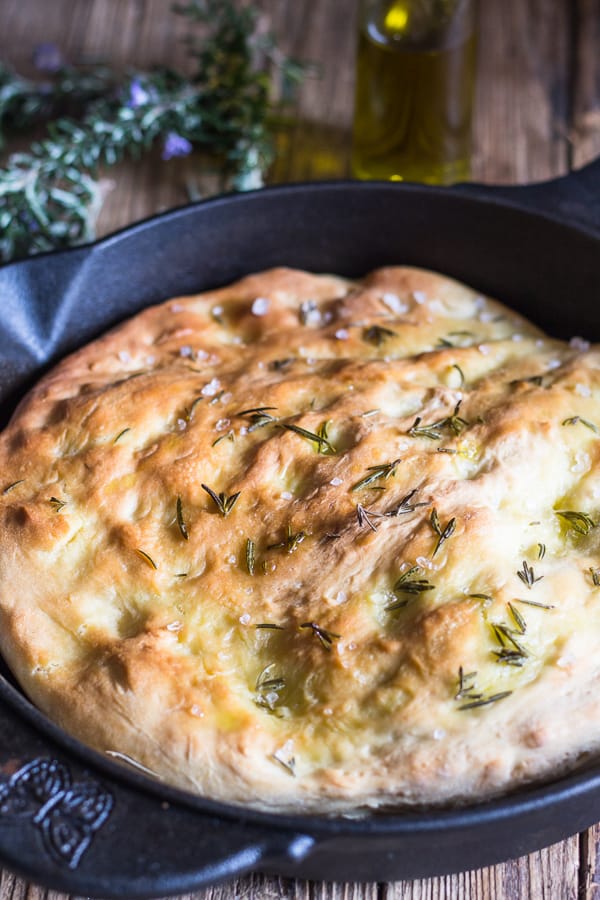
xmin=127 ymin=78 xmax=151 ymax=109
xmin=162 ymin=132 xmax=193 ymax=161
xmin=33 ymin=43 xmax=64 ymax=73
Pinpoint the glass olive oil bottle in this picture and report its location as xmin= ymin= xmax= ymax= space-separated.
xmin=352 ymin=0 xmax=477 ymax=184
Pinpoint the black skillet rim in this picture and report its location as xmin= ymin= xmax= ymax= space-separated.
xmin=1 ymin=170 xmax=600 ymax=846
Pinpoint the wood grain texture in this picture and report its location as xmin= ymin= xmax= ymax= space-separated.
xmin=0 ymin=1 xmax=599 ymax=899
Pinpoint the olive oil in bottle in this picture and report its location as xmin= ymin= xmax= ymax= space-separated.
xmin=352 ymin=0 xmax=476 ymax=184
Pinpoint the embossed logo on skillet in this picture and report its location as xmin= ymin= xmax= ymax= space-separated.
xmin=0 ymin=757 xmax=113 ymax=869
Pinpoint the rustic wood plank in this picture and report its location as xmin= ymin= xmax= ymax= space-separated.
xmin=572 ymin=0 xmax=600 ymax=168
xmin=383 ymin=836 xmax=580 ymax=899
xmin=473 ymin=0 xmax=572 ymax=183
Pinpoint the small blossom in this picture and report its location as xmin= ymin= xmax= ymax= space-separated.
xmin=33 ymin=43 xmax=63 ymax=73
xmin=162 ymin=133 xmax=193 ymax=161
xmin=127 ymin=77 xmax=151 ymax=108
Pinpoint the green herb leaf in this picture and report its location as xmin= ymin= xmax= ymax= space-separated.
xmin=201 ymin=483 xmax=241 ymax=516
xmin=176 ymin=496 xmax=189 ymax=541
xmin=300 ymin=621 xmax=340 ymax=650
xmin=556 ymin=510 xmax=596 ymax=535
xmin=516 ymin=559 xmax=543 ymax=588
xmin=430 ymin=508 xmax=456 ymax=557
xmin=363 ymin=324 xmax=396 ymax=346
xmin=136 ymin=548 xmax=158 ymax=570
xmin=351 ymin=458 xmax=401 ymax=492
xmin=2 ymin=480 xmax=24 ymax=494
xmin=279 ymin=423 xmax=336 ymax=454
xmin=49 ymin=496 xmax=66 ymax=513
xmin=562 ymin=416 xmax=599 ymax=434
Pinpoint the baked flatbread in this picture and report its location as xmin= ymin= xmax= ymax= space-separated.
xmin=1 ymin=266 xmax=599 ymax=812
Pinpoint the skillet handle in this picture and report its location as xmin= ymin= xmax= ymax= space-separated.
xmin=0 ymin=685 xmax=313 ymax=898
xmin=453 ymin=156 xmax=600 ymax=236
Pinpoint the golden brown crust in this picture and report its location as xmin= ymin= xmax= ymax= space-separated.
xmin=1 ymin=265 xmax=600 ymax=812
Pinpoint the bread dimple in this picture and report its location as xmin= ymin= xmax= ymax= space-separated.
xmin=1 ymin=264 xmax=600 ymax=812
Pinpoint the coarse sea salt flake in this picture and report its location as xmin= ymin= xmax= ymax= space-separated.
xmin=433 ymin=728 xmax=446 ymax=740
xmin=335 ymin=329 xmax=349 ymax=340
xmin=179 ymin=345 xmax=193 ymax=357
xmin=413 ymin=290 xmax=427 ymax=304
xmin=281 ymin=491 xmax=293 ymax=500
xmin=251 ymin=297 xmax=270 ymax=316
xmin=381 ymin=292 xmax=408 ymax=315
xmin=201 ymin=378 xmax=221 ymax=397
xmin=215 ymin=418 xmax=230 ymax=431
xmin=330 ymin=477 xmax=343 ymax=486
xmin=570 ymin=336 xmax=590 ymax=352
xmin=239 ymin=613 xmax=251 ymax=625
xmin=118 ymin=350 xmax=131 ymax=363
xmin=575 ymin=383 xmax=592 ymax=398
xmin=170 ymin=302 xmax=184 ymax=312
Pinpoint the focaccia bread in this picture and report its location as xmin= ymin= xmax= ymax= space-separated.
xmin=1 ymin=265 xmax=599 ymax=813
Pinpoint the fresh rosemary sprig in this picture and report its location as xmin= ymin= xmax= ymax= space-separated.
xmin=407 ymin=401 xmax=468 ymax=441
xmin=0 ymin=0 xmax=304 ymax=263
xmin=589 ymin=567 xmax=600 ymax=587
xmin=201 ymin=483 xmax=241 ymax=516
xmin=455 ymin=667 xmax=512 ymax=709
xmin=351 ymin=458 xmax=401 ymax=492
xmin=516 ymin=559 xmax=543 ymax=588
xmin=49 ymin=496 xmax=66 ymax=512
xmin=362 ymin=324 xmax=396 ymax=346
xmin=356 ymin=503 xmax=383 ymax=532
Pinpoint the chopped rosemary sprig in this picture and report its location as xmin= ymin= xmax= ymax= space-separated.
xmin=176 ymin=496 xmax=189 ymax=541
xmin=451 ymin=364 xmax=465 ymax=387
xmin=2 ymin=480 xmax=24 ymax=494
xmin=49 ymin=496 xmax=66 ymax=512
xmin=589 ymin=567 xmax=600 ymax=587
xmin=255 ymin=623 xmax=285 ymax=630
xmin=537 ymin=543 xmax=546 ymax=559
xmin=407 ymin=401 xmax=469 ymax=441
xmin=361 ymin=409 xmax=380 ymax=418
xmin=455 ymin=669 xmax=512 ymax=709
xmin=362 ymin=324 xmax=396 ymax=346
xmin=299 ymin=300 xmax=320 ymax=325
xmin=271 ymin=748 xmax=296 ymax=776
xmin=356 ymin=504 xmax=383 ymax=532
xmin=455 ymin=666 xmax=481 ymax=701
xmin=516 ymin=559 xmax=543 ymax=588
xmin=387 ymin=566 xmax=435 ymax=609
xmin=246 ymin=538 xmax=256 ymax=575
xmin=300 ymin=621 xmax=340 ymax=650
xmin=562 ymin=416 xmax=599 ymax=434
xmin=458 ymin=691 xmax=512 ymax=710
xmin=556 ymin=510 xmax=596 ymax=535
xmin=514 ymin=597 xmax=554 ymax=610
xmin=201 ymin=483 xmax=241 ymax=516
xmin=492 ymin=623 xmax=528 ymax=657
xmin=407 ymin=417 xmax=442 ymax=440
xmin=268 ymin=524 xmax=306 ymax=553
xmin=237 ymin=406 xmax=278 ymax=431
xmin=255 ymin=663 xmax=286 ymax=711
xmin=279 ymin=423 xmax=335 ymax=454
xmin=114 ymin=428 xmax=131 ymax=444
xmin=385 ymin=489 xmax=428 ymax=517
xmin=507 ymin=602 xmax=526 ymax=634
xmin=212 ymin=429 xmax=234 ymax=446
xmin=351 ymin=458 xmax=401 ymax=492
xmin=185 ymin=396 xmax=204 ymax=422
xmin=430 ymin=508 xmax=456 ymax=557
xmin=136 ymin=548 xmax=158 ymax=570
xmin=270 ymin=358 xmax=295 ymax=372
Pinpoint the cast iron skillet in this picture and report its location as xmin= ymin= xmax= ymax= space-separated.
xmin=0 ymin=160 xmax=599 ymax=897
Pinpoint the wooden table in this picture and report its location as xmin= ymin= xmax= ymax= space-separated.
xmin=1 ymin=1 xmax=600 ymax=897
